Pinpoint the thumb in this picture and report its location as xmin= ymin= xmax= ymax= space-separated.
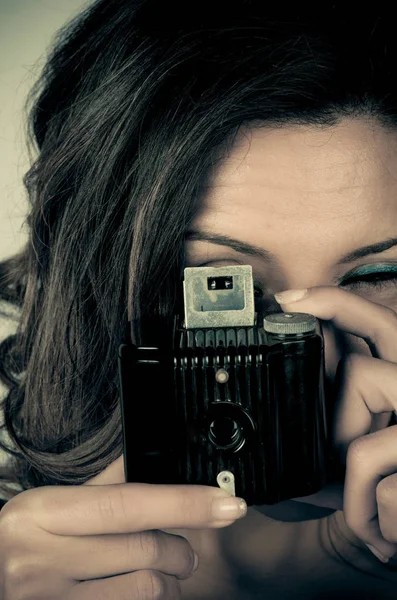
xmin=84 ymin=454 xmax=125 ymax=486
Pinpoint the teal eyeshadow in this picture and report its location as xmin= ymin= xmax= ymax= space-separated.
xmin=340 ymin=263 xmax=397 ymax=282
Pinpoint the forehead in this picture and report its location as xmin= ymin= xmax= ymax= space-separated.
xmin=197 ymin=119 xmax=397 ymax=224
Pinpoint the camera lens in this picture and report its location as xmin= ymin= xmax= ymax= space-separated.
xmin=208 ymin=417 xmax=244 ymax=450
xmin=206 ymin=402 xmax=256 ymax=453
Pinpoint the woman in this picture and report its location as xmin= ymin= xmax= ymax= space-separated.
xmin=1 ymin=1 xmax=397 ymax=597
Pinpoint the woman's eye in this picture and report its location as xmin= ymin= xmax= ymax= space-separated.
xmin=339 ymin=269 xmax=397 ymax=291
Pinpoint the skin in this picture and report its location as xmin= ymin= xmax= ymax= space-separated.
xmin=180 ymin=117 xmax=397 ymax=589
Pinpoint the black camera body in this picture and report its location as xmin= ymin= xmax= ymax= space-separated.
xmin=118 ymin=265 xmax=328 ymax=505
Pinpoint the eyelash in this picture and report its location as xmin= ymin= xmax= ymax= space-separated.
xmin=339 ymin=270 xmax=397 ymax=291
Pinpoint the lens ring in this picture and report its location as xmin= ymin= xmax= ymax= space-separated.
xmin=206 ymin=402 xmax=256 ymax=452
xmin=208 ymin=417 xmax=242 ymax=449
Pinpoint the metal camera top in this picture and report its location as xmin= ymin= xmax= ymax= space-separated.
xmin=183 ymin=265 xmax=317 ymax=335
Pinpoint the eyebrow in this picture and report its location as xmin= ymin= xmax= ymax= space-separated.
xmin=185 ymin=231 xmax=397 ymax=264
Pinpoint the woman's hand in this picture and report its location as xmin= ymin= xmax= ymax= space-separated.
xmin=275 ymin=285 xmax=397 ymax=562
xmin=0 ymin=455 xmax=247 ymax=599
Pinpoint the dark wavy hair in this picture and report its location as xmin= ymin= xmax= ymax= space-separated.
xmin=0 ymin=1 xmax=396 ymax=499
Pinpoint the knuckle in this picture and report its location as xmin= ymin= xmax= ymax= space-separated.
xmin=382 ymin=305 xmax=397 ymax=325
xmin=136 ymin=531 xmax=160 ymax=565
xmin=0 ymin=503 xmax=30 ymax=542
xmin=3 ymin=556 xmax=23 ymax=586
xmin=96 ymin=487 xmax=128 ymax=527
xmin=96 ymin=493 xmax=118 ymax=523
xmin=369 ymin=306 xmax=397 ymax=342
xmin=346 ymin=436 xmax=370 ymax=468
xmin=4 ymin=557 xmax=30 ymax=581
xmin=1 ymin=487 xmax=55 ymax=531
xmin=134 ymin=569 xmax=169 ymax=600
xmin=2 ymin=556 xmax=37 ymax=599
xmin=139 ymin=531 xmax=195 ymax=580
xmin=376 ymin=477 xmax=396 ymax=509
xmin=0 ymin=510 xmax=19 ymax=540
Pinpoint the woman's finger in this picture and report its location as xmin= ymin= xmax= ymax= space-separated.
xmin=68 ymin=569 xmax=181 ymax=600
xmin=377 ymin=472 xmax=397 ymax=545
xmin=292 ymin=354 xmax=397 ymax=511
xmin=343 ymin=425 xmax=397 ymax=560
xmin=331 ymin=354 xmax=397 ymax=454
xmin=324 ymin=353 xmax=397 ymax=559
xmin=25 ymin=481 xmax=246 ymax=536
xmin=275 ymin=286 xmax=397 ymax=362
xmin=46 ymin=529 xmax=197 ymax=582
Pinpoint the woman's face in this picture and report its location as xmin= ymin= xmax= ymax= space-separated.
xmin=185 ymin=117 xmax=397 ymax=512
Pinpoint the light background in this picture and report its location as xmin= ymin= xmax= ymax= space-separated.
xmin=0 ymin=0 xmax=91 ymax=261
xmin=0 ymin=0 xmax=92 ymax=462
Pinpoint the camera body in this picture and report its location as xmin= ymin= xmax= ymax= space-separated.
xmin=118 ymin=265 xmax=328 ymax=505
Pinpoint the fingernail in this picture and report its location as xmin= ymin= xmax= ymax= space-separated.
xmin=185 ymin=551 xmax=200 ymax=579
xmin=192 ymin=552 xmax=199 ymax=572
xmin=274 ymin=289 xmax=308 ymax=304
xmin=365 ymin=543 xmax=390 ymax=563
xmin=211 ymin=496 xmax=247 ymax=521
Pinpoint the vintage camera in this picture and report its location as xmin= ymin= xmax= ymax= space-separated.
xmin=118 ymin=265 xmax=328 ymax=505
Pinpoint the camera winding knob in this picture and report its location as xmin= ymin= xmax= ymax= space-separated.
xmin=263 ymin=312 xmax=316 ymax=335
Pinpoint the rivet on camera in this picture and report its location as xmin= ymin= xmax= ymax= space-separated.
xmin=215 ymin=368 xmax=229 ymax=383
